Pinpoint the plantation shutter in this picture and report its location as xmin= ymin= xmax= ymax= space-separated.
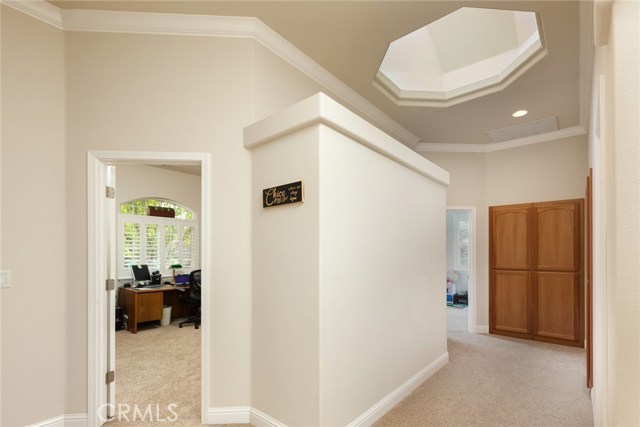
xmin=118 ymin=214 xmax=199 ymax=278
xmin=122 ymin=220 xmax=142 ymax=274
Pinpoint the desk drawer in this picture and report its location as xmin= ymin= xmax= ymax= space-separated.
xmin=137 ymin=292 xmax=164 ymax=322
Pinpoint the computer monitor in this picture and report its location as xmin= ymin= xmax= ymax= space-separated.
xmin=131 ymin=264 xmax=151 ymax=284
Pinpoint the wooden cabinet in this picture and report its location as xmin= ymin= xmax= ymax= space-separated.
xmin=121 ymin=286 xmax=195 ymax=333
xmin=490 ymin=199 xmax=584 ymax=347
xmin=136 ymin=292 xmax=164 ymax=322
xmin=491 ymin=270 xmax=531 ymax=335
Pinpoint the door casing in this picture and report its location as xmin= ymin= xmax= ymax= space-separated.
xmin=87 ymin=151 xmax=211 ymax=425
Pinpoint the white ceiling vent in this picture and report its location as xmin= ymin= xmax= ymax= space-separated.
xmin=487 ymin=116 xmax=558 ymax=143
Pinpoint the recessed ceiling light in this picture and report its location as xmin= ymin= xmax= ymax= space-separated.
xmin=512 ymin=110 xmax=528 ymax=117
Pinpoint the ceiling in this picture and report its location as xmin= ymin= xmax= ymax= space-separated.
xmin=49 ymin=1 xmax=589 ymax=149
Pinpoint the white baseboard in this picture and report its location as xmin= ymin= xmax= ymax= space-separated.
xmin=476 ymin=325 xmax=489 ymax=334
xmin=27 ymin=414 xmax=87 ymax=427
xmin=63 ymin=414 xmax=88 ymax=427
xmin=347 ymin=351 xmax=450 ymax=427
xmin=250 ymin=408 xmax=288 ymax=427
xmin=27 ymin=415 xmax=65 ymax=427
xmin=207 ymin=406 xmax=286 ymax=427
xmin=207 ymin=353 xmax=449 ymax=427
xmin=207 ymin=406 xmax=251 ymax=425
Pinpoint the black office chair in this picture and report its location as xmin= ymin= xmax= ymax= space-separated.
xmin=179 ymin=269 xmax=201 ymax=329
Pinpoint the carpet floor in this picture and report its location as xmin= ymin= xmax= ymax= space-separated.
xmin=106 ymin=319 xmax=201 ymax=427
xmin=375 ymin=330 xmax=593 ymax=427
xmin=106 ymin=310 xmax=593 ymax=427
xmin=447 ymin=305 xmax=469 ymax=332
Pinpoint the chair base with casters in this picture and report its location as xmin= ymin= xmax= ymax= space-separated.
xmin=178 ymin=309 xmax=200 ymax=329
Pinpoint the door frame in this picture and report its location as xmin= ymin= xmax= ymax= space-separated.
xmin=87 ymin=151 xmax=211 ymax=425
xmin=446 ymin=206 xmax=477 ymax=333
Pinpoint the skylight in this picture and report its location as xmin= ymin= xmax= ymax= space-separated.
xmin=375 ymin=7 xmax=546 ymax=107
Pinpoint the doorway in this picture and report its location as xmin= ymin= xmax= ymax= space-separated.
xmin=87 ymin=151 xmax=211 ymax=426
xmin=113 ymin=165 xmax=202 ymax=424
xmin=446 ymin=207 xmax=476 ymax=333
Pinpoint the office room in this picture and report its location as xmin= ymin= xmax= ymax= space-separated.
xmin=113 ymin=163 xmax=202 ymax=424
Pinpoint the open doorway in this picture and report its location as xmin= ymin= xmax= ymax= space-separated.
xmin=87 ymin=152 xmax=211 ymax=426
xmin=110 ymin=164 xmax=202 ymax=425
xmin=446 ymin=207 xmax=476 ymax=334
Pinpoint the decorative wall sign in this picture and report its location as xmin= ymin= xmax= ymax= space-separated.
xmin=263 ymin=181 xmax=304 ymax=208
xmin=148 ymin=206 xmax=175 ymax=218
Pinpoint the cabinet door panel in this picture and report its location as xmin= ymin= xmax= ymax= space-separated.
xmin=491 ymin=271 xmax=531 ymax=335
xmin=138 ymin=292 xmax=163 ymax=322
xmin=491 ymin=206 xmax=530 ymax=270
xmin=534 ymin=272 xmax=580 ymax=342
xmin=533 ymin=203 xmax=580 ymax=272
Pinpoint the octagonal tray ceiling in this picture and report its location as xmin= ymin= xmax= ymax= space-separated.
xmin=375 ymin=7 xmax=546 ymax=107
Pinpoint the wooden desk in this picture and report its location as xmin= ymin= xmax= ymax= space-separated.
xmin=121 ymin=285 xmax=195 ymax=333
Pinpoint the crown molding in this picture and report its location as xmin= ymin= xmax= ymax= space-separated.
xmin=60 ymin=8 xmax=258 ymax=37
xmin=374 ymin=48 xmax=548 ymax=109
xmin=4 ymin=0 xmax=420 ymax=148
xmin=416 ymin=125 xmax=587 ymax=153
xmin=2 ymin=0 xmax=63 ymax=29
xmin=244 ymin=93 xmax=449 ymax=186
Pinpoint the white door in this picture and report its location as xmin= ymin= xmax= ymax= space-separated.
xmin=106 ymin=165 xmax=117 ymax=417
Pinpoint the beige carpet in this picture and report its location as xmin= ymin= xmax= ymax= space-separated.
xmin=375 ymin=331 xmax=593 ymax=427
xmin=447 ymin=305 xmax=469 ymax=332
xmin=106 ymin=312 xmax=592 ymax=427
xmin=106 ymin=319 xmax=202 ymax=427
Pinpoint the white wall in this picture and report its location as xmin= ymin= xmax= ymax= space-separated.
xmin=319 ymin=125 xmax=447 ymax=426
xmin=0 ymin=6 xmax=67 ymax=425
xmin=424 ymin=134 xmax=588 ymax=330
xmin=247 ymin=93 xmax=449 ymax=426
xmin=592 ymin=2 xmax=640 ymax=425
xmin=250 ymin=126 xmax=322 ymax=426
xmin=116 ymin=165 xmax=201 ymax=215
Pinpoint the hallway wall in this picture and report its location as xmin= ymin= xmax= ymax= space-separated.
xmin=1 ymin=7 xmax=325 ymax=425
xmin=594 ymin=1 xmax=640 ymax=424
xmin=424 ymin=134 xmax=588 ymax=330
xmin=0 ymin=6 xmax=67 ymax=425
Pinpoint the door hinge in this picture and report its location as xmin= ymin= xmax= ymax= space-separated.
xmin=106 ymin=370 xmax=115 ymax=384
xmin=106 ymin=186 xmax=116 ymax=199
xmin=106 ymin=278 xmax=115 ymax=291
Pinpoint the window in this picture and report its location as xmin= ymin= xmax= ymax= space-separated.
xmin=453 ymin=213 xmax=470 ymax=271
xmin=118 ymin=199 xmax=198 ymax=278
xmin=120 ymin=198 xmax=193 ymax=219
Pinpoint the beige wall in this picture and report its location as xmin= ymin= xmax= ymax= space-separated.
xmin=0 ymin=6 xmax=67 ymax=426
xmin=251 ymin=126 xmax=322 ymax=426
xmin=2 ymin=6 xmax=331 ymax=422
xmin=600 ymin=1 xmax=640 ymax=425
xmin=424 ymin=135 xmax=588 ymax=329
xmin=248 ymin=96 xmax=448 ymax=426
xmin=64 ymin=30 xmax=257 ymax=413
xmin=116 ymin=165 xmax=201 ymax=216
xmin=253 ymin=42 xmax=324 ymax=123
xmin=320 ymin=125 xmax=447 ymax=426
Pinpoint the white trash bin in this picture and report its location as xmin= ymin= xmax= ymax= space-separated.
xmin=161 ymin=305 xmax=172 ymax=326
